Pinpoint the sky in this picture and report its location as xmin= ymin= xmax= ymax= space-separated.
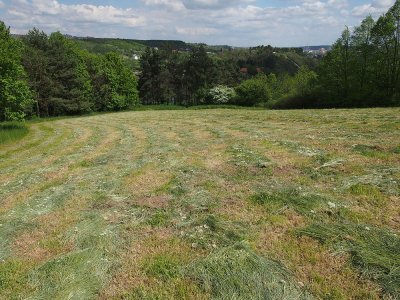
xmin=0 ymin=0 xmax=396 ymax=46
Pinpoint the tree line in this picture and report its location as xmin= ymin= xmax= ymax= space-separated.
xmin=0 ymin=22 xmax=138 ymax=121
xmin=314 ymin=0 xmax=400 ymax=107
xmin=1 ymin=1 xmax=399 ymax=122
xmin=139 ymin=0 xmax=400 ymax=109
xmin=138 ymin=46 xmax=242 ymax=106
xmin=138 ymin=44 xmax=319 ymax=107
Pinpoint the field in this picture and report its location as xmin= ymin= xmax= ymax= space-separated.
xmin=0 ymin=122 xmax=28 ymax=145
xmin=0 ymin=108 xmax=399 ymax=299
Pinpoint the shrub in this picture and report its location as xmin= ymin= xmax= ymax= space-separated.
xmin=234 ymin=74 xmax=270 ymax=106
xmin=206 ymin=85 xmax=236 ymax=104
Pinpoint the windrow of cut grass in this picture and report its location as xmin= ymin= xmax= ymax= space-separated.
xmin=0 ymin=108 xmax=399 ymax=299
xmin=299 ymin=223 xmax=400 ymax=297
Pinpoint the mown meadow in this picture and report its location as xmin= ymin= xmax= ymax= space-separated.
xmin=0 ymin=108 xmax=399 ymax=299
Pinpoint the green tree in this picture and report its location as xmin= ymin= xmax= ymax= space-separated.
xmin=139 ymin=48 xmax=163 ymax=104
xmin=292 ymin=66 xmax=317 ymax=97
xmin=22 ymin=28 xmax=52 ymax=117
xmin=99 ymin=52 xmax=139 ymax=110
xmin=185 ymin=45 xmax=216 ymax=105
xmin=235 ymin=74 xmax=270 ymax=106
xmin=46 ymin=32 xmax=93 ymax=115
xmin=350 ymin=16 xmax=375 ymax=99
xmin=0 ymin=21 xmax=33 ymax=121
xmin=317 ymin=27 xmax=351 ymax=105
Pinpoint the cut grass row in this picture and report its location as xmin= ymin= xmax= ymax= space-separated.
xmin=0 ymin=108 xmax=399 ymax=299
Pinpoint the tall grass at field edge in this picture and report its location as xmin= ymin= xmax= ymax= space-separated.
xmin=0 ymin=122 xmax=29 ymax=145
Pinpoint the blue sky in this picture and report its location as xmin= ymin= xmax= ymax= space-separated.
xmin=0 ymin=0 xmax=396 ymax=46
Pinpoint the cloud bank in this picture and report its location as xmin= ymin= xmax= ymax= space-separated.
xmin=0 ymin=0 xmax=396 ymax=46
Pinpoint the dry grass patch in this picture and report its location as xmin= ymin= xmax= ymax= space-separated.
xmin=124 ymin=165 xmax=173 ymax=198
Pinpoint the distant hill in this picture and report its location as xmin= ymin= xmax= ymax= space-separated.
xmin=73 ymin=37 xmax=190 ymax=56
xmin=302 ymin=45 xmax=331 ymax=51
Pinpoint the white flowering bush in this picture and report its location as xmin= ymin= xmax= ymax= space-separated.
xmin=207 ymin=85 xmax=236 ymax=104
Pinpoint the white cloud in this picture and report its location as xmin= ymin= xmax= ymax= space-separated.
xmin=181 ymin=0 xmax=254 ymax=9
xmin=328 ymin=0 xmax=348 ymax=9
xmin=143 ymin=0 xmax=184 ymax=11
xmin=175 ymin=26 xmax=218 ymax=35
xmin=372 ymin=0 xmax=394 ymax=8
xmin=6 ymin=0 xmax=145 ymax=32
xmin=352 ymin=0 xmax=394 ymax=16
xmin=1 ymin=0 xmax=397 ymax=47
xmin=0 ymin=0 xmax=4 ymax=8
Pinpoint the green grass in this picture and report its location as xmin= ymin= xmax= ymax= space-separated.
xmin=143 ymin=254 xmax=181 ymax=280
xmin=0 ymin=108 xmax=399 ymax=299
xmin=299 ymin=223 xmax=400 ymax=297
xmin=0 ymin=122 xmax=28 ymax=145
xmin=251 ymin=188 xmax=330 ymax=215
xmin=186 ymin=242 xmax=312 ymax=299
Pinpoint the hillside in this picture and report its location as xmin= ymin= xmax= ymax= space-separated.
xmin=73 ymin=37 xmax=190 ymax=55
xmin=0 ymin=108 xmax=399 ymax=299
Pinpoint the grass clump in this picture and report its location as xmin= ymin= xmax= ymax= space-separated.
xmin=0 ymin=122 xmax=28 ymax=145
xmin=348 ymin=183 xmax=386 ymax=206
xmin=251 ymin=189 xmax=329 ymax=215
xmin=0 ymin=260 xmax=32 ymax=298
xmin=143 ymin=254 xmax=181 ymax=280
xmin=186 ymin=242 xmax=312 ymax=300
xmin=146 ymin=210 xmax=170 ymax=227
xmin=29 ymin=249 xmax=111 ymax=299
xmin=179 ymin=214 xmax=246 ymax=250
xmin=228 ymin=144 xmax=270 ymax=168
xmin=125 ymin=279 xmax=205 ymax=300
xmin=299 ymin=223 xmax=400 ymax=297
xmin=352 ymin=144 xmax=387 ymax=158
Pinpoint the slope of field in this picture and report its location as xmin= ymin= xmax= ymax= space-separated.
xmin=0 ymin=109 xmax=399 ymax=299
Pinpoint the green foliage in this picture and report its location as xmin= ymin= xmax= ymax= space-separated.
xmin=92 ymin=52 xmax=139 ymax=111
xmin=186 ymin=242 xmax=312 ymax=299
xmin=299 ymin=223 xmax=400 ymax=297
xmin=19 ymin=25 xmax=139 ymax=118
xmin=235 ymin=74 xmax=270 ymax=106
xmin=0 ymin=21 xmax=33 ymax=121
xmin=268 ymin=67 xmax=318 ymax=108
xmin=316 ymin=1 xmax=400 ymax=107
xmin=45 ymin=32 xmax=93 ymax=115
xmin=139 ymin=46 xmax=241 ymax=106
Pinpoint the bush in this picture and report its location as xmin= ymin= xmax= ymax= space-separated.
xmin=270 ymin=94 xmax=319 ymax=109
xmin=234 ymin=74 xmax=270 ymax=106
xmin=206 ymin=85 xmax=236 ymax=104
